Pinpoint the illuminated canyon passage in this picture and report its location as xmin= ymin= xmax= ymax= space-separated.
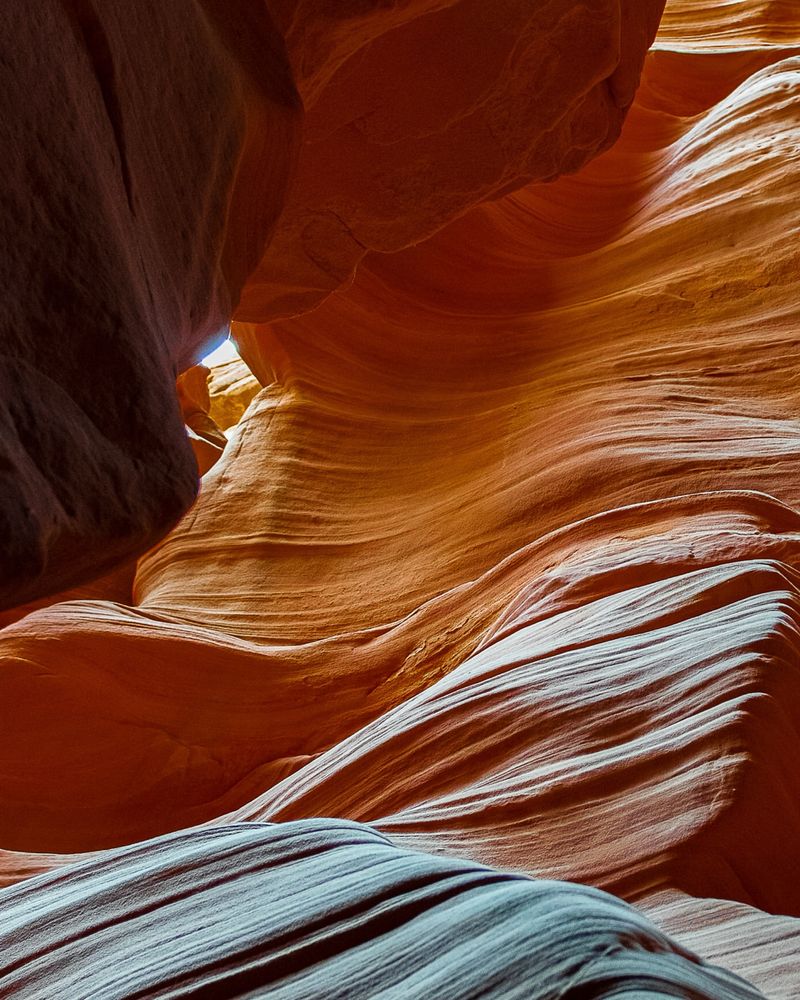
xmin=1 ymin=1 xmax=799 ymax=997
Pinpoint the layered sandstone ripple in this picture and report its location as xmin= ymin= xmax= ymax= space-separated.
xmin=1 ymin=0 xmax=799 ymax=997
xmin=0 ymin=821 xmax=762 ymax=999
xmin=0 ymin=0 xmax=659 ymax=607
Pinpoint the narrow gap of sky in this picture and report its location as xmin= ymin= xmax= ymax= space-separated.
xmin=202 ymin=338 xmax=240 ymax=366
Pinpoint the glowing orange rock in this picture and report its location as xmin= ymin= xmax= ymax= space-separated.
xmin=237 ymin=0 xmax=667 ymax=319
xmin=177 ymin=366 xmax=228 ymax=475
xmin=1 ymin=1 xmax=799 ymax=996
xmin=0 ymin=0 xmax=663 ymax=608
xmin=208 ymin=356 xmax=262 ymax=431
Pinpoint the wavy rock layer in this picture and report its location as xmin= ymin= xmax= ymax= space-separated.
xmin=1 ymin=1 xmax=799 ymax=997
xmin=642 ymin=892 xmax=800 ymax=1000
xmin=0 ymin=0 xmax=659 ymax=607
xmin=0 ymin=820 xmax=761 ymax=999
xmin=239 ymin=495 xmax=800 ymax=917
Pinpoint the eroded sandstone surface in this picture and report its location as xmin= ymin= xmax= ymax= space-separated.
xmin=0 ymin=0 xmax=298 ymax=607
xmin=1 ymin=1 xmax=799 ymax=998
xmin=0 ymin=0 xmax=659 ymax=609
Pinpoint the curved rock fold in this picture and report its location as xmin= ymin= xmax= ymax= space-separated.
xmin=1 ymin=1 xmax=799 ymax=997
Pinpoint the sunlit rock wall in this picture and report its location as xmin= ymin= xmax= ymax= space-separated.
xmin=1 ymin=1 xmax=799 ymax=997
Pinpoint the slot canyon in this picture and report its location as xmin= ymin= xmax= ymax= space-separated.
xmin=1 ymin=1 xmax=799 ymax=996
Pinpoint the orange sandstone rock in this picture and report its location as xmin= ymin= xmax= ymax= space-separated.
xmin=237 ymin=0 xmax=667 ymax=319
xmin=0 ymin=0 xmax=664 ymax=608
xmin=208 ymin=356 xmax=262 ymax=431
xmin=1 ymin=1 xmax=797 ymax=873
xmin=177 ymin=365 xmax=228 ymax=475
xmin=0 ymin=0 xmax=666 ymax=851
xmin=1 ymin=1 xmax=799 ymax=996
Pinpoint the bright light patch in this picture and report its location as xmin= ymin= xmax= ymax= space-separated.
xmin=202 ymin=338 xmax=240 ymax=367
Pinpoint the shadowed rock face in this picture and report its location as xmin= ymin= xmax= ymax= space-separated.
xmin=0 ymin=1 xmax=298 ymax=608
xmin=237 ymin=0 xmax=668 ymax=320
xmin=5 ymin=1 xmax=800 ymax=998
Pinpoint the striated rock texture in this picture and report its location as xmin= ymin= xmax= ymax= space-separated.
xmin=0 ymin=0 xmax=659 ymax=609
xmin=642 ymin=891 xmax=800 ymax=1000
xmin=0 ymin=821 xmax=763 ymax=999
xmin=2 ymin=0 xmax=800 ymax=998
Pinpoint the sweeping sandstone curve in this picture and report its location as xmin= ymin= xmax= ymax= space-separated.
xmin=0 ymin=821 xmax=763 ymax=999
xmin=0 ymin=0 xmax=660 ymax=608
xmin=1 ymin=1 xmax=799 ymax=998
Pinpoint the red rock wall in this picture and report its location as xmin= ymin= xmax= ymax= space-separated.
xmin=2 ymin=1 xmax=799 ymax=997
xmin=0 ymin=0 xmax=659 ymax=609
xmin=237 ymin=0 xmax=667 ymax=320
